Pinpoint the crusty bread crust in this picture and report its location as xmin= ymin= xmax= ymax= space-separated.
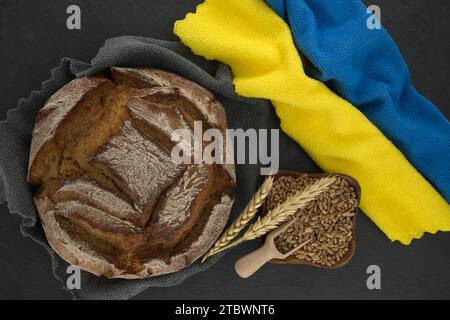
xmin=27 ymin=68 xmax=235 ymax=278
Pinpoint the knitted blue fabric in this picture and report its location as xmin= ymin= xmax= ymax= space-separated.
xmin=265 ymin=0 xmax=450 ymax=201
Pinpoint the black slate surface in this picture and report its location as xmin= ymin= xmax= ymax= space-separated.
xmin=0 ymin=0 xmax=449 ymax=300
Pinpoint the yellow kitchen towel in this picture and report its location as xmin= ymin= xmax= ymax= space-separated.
xmin=174 ymin=0 xmax=450 ymax=244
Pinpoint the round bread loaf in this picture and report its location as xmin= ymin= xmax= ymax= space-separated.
xmin=27 ymin=67 xmax=236 ymax=279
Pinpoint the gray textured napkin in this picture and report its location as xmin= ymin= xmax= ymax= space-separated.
xmin=0 ymin=36 xmax=279 ymax=300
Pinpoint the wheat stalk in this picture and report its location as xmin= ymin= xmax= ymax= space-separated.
xmin=204 ymin=176 xmax=336 ymax=259
xmin=201 ymin=176 xmax=274 ymax=262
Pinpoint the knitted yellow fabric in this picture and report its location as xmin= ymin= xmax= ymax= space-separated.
xmin=174 ymin=0 xmax=450 ymax=244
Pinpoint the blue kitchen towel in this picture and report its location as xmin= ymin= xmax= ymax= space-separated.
xmin=265 ymin=0 xmax=450 ymax=201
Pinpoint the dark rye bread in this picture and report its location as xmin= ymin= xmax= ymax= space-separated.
xmin=27 ymin=67 xmax=236 ymax=279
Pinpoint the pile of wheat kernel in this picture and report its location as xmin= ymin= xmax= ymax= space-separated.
xmin=266 ymin=175 xmax=358 ymax=267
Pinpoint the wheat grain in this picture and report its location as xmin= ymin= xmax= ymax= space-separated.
xmin=203 ymin=176 xmax=336 ymax=259
xmin=271 ymin=175 xmax=358 ymax=266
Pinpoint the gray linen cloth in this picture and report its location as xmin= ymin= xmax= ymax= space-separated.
xmin=0 ymin=36 xmax=280 ymax=299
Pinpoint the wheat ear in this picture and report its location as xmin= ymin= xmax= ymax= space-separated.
xmin=207 ymin=176 xmax=336 ymax=256
xmin=201 ymin=176 xmax=274 ymax=262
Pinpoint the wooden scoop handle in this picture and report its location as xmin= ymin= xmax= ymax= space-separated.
xmin=234 ymin=241 xmax=277 ymax=278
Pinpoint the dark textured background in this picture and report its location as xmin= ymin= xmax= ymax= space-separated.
xmin=0 ymin=0 xmax=449 ymax=300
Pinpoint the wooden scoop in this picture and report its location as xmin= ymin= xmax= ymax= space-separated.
xmin=234 ymin=219 xmax=311 ymax=278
